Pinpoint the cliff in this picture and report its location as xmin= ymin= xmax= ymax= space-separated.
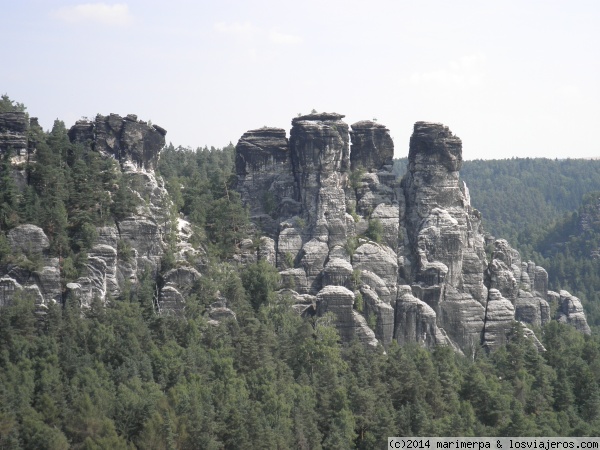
xmin=235 ymin=115 xmax=591 ymax=352
xmin=0 ymin=112 xmax=209 ymax=318
xmin=0 ymin=109 xmax=591 ymax=349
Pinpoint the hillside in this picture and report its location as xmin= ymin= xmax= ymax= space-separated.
xmin=1 ymin=97 xmax=600 ymax=446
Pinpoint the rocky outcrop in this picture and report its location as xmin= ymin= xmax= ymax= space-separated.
xmin=350 ymin=121 xmax=394 ymax=171
xmin=65 ymin=115 xmax=177 ymax=308
xmin=236 ymin=127 xmax=295 ymax=236
xmin=69 ymin=113 xmax=166 ymax=170
xmin=0 ymin=225 xmax=61 ymax=306
xmin=0 ymin=111 xmax=28 ymax=153
xmin=556 ymin=290 xmax=592 ymax=334
xmin=233 ymin=114 xmax=591 ymax=352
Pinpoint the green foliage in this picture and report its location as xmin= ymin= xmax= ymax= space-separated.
xmin=284 ymin=251 xmax=295 ymax=269
xmin=157 ymin=143 xmax=250 ymax=258
xmin=241 ymin=260 xmax=281 ymax=311
xmin=3 ymin=275 xmax=600 ymax=445
xmin=365 ymin=218 xmax=383 ymax=244
xmin=349 ymin=167 xmax=365 ymax=190
xmin=354 ymin=292 xmax=364 ymax=312
xmin=117 ymin=239 xmax=134 ymax=262
xmin=0 ymin=94 xmax=26 ymax=113
xmin=345 ymin=236 xmax=359 ymax=257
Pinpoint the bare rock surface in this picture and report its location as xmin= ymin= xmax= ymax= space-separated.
xmin=230 ymin=113 xmax=591 ymax=352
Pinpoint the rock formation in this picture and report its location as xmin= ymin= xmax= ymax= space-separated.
xmin=0 ymin=111 xmax=29 ymax=153
xmin=69 ymin=113 xmax=166 ymax=170
xmin=0 ymin=111 xmax=229 ymax=322
xmin=234 ymin=114 xmax=592 ymax=352
xmin=0 ymin=107 xmax=592 ymax=350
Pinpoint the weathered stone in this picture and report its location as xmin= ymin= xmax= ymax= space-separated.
xmin=235 ymin=128 xmax=294 ymax=234
xmin=315 ymin=284 xmax=379 ymax=348
xmin=0 ymin=111 xmax=28 ymax=152
xmin=279 ymin=268 xmax=309 ymax=294
xmin=533 ymin=266 xmax=548 ymax=299
xmin=0 ymin=276 xmax=23 ymax=307
xmin=258 ymin=237 xmax=276 ymax=266
xmin=322 ymin=258 xmax=354 ymax=288
xmin=352 ymin=243 xmax=398 ymax=289
xmin=158 ymin=286 xmax=185 ymax=315
xmin=350 ymin=120 xmax=394 ymax=171
xmin=482 ymin=289 xmax=515 ymax=350
xmin=70 ymin=114 xmax=166 ymax=170
xmin=7 ymin=224 xmax=50 ymax=255
xmin=163 ymin=266 xmax=201 ymax=289
xmin=299 ymin=239 xmax=329 ymax=293
xmin=229 ymin=114 xmax=591 ymax=353
xmin=557 ymin=290 xmax=591 ymax=334
xmin=438 ymin=287 xmax=485 ymax=352
xmin=360 ymin=285 xmax=394 ymax=347
xmin=290 ymin=113 xmax=349 ymax=226
xmin=207 ymin=300 xmax=237 ymax=322
xmin=393 ymin=285 xmax=454 ymax=349
xmin=515 ymin=291 xmax=550 ymax=327
xmin=359 ymin=270 xmax=394 ymax=305
xmin=487 ymin=258 xmax=518 ymax=302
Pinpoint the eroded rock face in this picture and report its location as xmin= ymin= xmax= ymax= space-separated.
xmin=233 ymin=114 xmax=590 ymax=352
xmin=69 ymin=113 xmax=166 ymax=170
xmin=65 ymin=115 xmax=177 ymax=309
xmin=556 ymin=290 xmax=592 ymax=334
xmin=235 ymin=128 xmax=294 ymax=235
xmin=350 ymin=121 xmax=394 ymax=171
xmin=0 ymin=112 xmax=29 ymax=153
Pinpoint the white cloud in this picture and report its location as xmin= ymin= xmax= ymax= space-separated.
xmin=53 ymin=3 xmax=132 ymax=26
xmin=269 ymin=30 xmax=302 ymax=45
xmin=214 ymin=21 xmax=259 ymax=36
xmin=409 ymin=53 xmax=486 ymax=88
xmin=214 ymin=22 xmax=302 ymax=46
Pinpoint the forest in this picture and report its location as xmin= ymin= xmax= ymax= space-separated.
xmin=2 ymin=95 xmax=600 ymax=448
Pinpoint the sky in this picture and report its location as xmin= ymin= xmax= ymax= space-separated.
xmin=2 ymin=0 xmax=599 ymax=160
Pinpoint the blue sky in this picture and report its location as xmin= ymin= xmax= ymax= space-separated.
xmin=2 ymin=0 xmax=599 ymax=159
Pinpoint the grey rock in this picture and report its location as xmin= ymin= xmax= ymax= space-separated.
xmin=158 ymin=286 xmax=185 ymax=316
xmin=557 ymin=290 xmax=591 ymax=334
xmin=514 ymin=290 xmax=550 ymax=327
xmin=359 ymin=270 xmax=394 ymax=305
xmin=352 ymin=243 xmax=398 ymax=289
xmin=315 ymin=285 xmax=379 ymax=348
xmin=482 ymin=289 xmax=515 ymax=350
xmin=279 ymin=268 xmax=309 ymax=294
xmin=277 ymin=222 xmax=304 ymax=270
xmin=438 ymin=287 xmax=485 ymax=352
xmin=322 ymin=258 xmax=354 ymax=288
xmin=7 ymin=224 xmax=50 ymax=255
xmin=235 ymin=128 xmax=293 ymax=234
xmin=394 ymin=285 xmax=454 ymax=349
xmin=350 ymin=120 xmax=394 ymax=171
xmin=163 ymin=266 xmax=201 ymax=289
xmin=360 ymin=285 xmax=394 ymax=347
xmin=69 ymin=113 xmax=166 ymax=170
xmin=258 ymin=237 xmax=276 ymax=266
xmin=299 ymin=239 xmax=329 ymax=293
xmin=487 ymin=258 xmax=519 ymax=302
xmin=207 ymin=301 xmax=237 ymax=323
xmin=521 ymin=323 xmax=546 ymax=352
xmin=0 ymin=111 xmax=28 ymax=152
xmin=0 ymin=276 xmax=23 ymax=307
xmin=229 ymin=114 xmax=591 ymax=353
